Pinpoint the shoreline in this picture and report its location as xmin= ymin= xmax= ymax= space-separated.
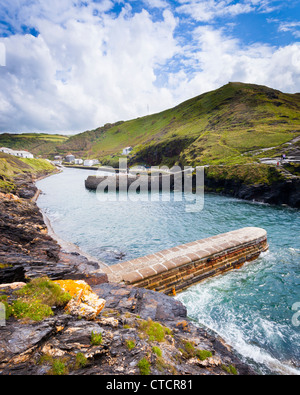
xmin=34 ymin=168 xmax=110 ymax=271
xmin=39 ymin=206 xmax=109 ymax=271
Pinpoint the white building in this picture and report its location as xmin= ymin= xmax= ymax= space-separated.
xmin=14 ymin=150 xmax=34 ymax=159
xmin=65 ymin=155 xmax=75 ymax=163
xmin=74 ymin=159 xmax=83 ymax=165
xmin=84 ymin=159 xmax=99 ymax=167
xmin=0 ymin=147 xmax=34 ymax=159
xmin=122 ymin=147 xmax=133 ymax=156
xmin=0 ymin=147 xmax=13 ymax=154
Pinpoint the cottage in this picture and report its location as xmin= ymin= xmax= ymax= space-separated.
xmin=0 ymin=147 xmax=13 ymax=154
xmin=14 ymin=151 xmax=34 ymax=159
xmin=122 ymin=147 xmax=133 ymax=156
xmin=74 ymin=159 xmax=83 ymax=165
xmin=0 ymin=147 xmax=34 ymax=159
xmin=65 ymin=155 xmax=75 ymax=163
xmin=84 ymin=159 xmax=99 ymax=167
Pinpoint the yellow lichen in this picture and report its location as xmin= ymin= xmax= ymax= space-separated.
xmin=54 ymin=280 xmax=92 ymax=298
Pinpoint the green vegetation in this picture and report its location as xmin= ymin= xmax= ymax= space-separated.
xmin=137 ymin=358 xmax=151 ymax=375
xmin=50 ymin=358 xmax=69 ymax=375
xmin=90 ymin=331 xmax=103 ymax=346
xmin=283 ymin=163 xmax=300 ymax=176
xmin=0 ymin=133 xmax=69 ymax=157
xmin=0 ymin=152 xmax=56 ymax=194
xmin=205 ymin=163 xmax=285 ymax=186
xmin=196 ymin=349 xmax=213 ymax=361
xmin=1 ymin=83 xmax=299 ymax=168
xmin=39 ymin=355 xmax=69 ymax=375
xmin=152 ymin=346 xmax=162 ymax=357
xmin=139 ymin=318 xmax=172 ymax=342
xmin=39 ymin=353 xmax=88 ymax=374
xmin=222 ymin=364 xmax=238 ymax=375
xmin=3 ymin=277 xmax=71 ymax=322
xmin=75 ymin=353 xmax=88 ymax=369
xmin=60 ymin=83 xmax=300 ymax=166
xmin=179 ymin=341 xmax=212 ymax=362
xmin=126 ymin=340 xmax=136 ymax=350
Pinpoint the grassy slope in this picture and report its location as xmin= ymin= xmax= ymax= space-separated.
xmin=0 ymin=133 xmax=69 ymax=157
xmin=1 ymin=83 xmax=300 ymax=167
xmin=0 ymin=152 xmax=56 ymax=193
xmin=59 ymin=82 xmax=300 ymax=166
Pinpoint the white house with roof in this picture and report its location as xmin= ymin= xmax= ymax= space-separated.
xmin=84 ymin=159 xmax=99 ymax=167
xmin=122 ymin=147 xmax=133 ymax=155
xmin=0 ymin=147 xmax=34 ymax=159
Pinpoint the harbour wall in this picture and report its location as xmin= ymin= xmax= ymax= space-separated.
xmin=102 ymin=227 xmax=268 ymax=296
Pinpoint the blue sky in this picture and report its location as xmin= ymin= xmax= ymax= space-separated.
xmin=0 ymin=0 xmax=299 ymax=133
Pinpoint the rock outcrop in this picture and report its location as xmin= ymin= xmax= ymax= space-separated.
xmin=0 ymin=281 xmax=255 ymax=376
xmin=205 ymin=166 xmax=300 ymax=208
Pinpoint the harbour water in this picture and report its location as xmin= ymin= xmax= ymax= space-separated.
xmin=37 ymin=167 xmax=300 ymax=375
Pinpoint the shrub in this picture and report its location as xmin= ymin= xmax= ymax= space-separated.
xmin=15 ymin=277 xmax=72 ymax=307
xmin=152 ymin=346 xmax=162 ymax=357
xmin=126 ymin=340 xmax=136 ymax=350
xmin=137 ymin=358 xmax=151 ymax=375
xmin=8 ymin=277 xmax=72 ymax=322
xmin=222 ymin=364 xmax=238 ymax=375
xmin=139 ymin=318 xmax=172 ymax=342
xmin=75 ymin=353 xmax=88 ymax=369
xmin=50 ymin=359 xmax=68 ymax=376
xmin=196 ymin=349 xmax=213 ymax=361
xmin=90 ymin=331 xmax=103 ymax=346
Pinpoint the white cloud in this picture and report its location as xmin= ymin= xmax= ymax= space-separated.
xmin=163 ymin=26 xmax=300 ymax=103
xmin=278 ymin=21 xmax=300 ymax=38
xmin=176 ymin=0 xmax=255 ymax=22
xmin=0 ymin=0 xmax=300 ymax=134
xmin=175 ymin=0 xmax=280 ymax=22
xmin=0 ymin=2 xmax=179 ymax=133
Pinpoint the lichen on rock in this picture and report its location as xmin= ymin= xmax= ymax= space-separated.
xmin=54 ymin=280 xmax=106 ymax=320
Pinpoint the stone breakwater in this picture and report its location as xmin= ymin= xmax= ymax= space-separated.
xmin=101 ymin=228 xmax=268 ymax=296
xmin=85 ymin=172 xmax=188 ymax=192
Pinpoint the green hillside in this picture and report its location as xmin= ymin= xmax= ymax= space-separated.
xmin=0 ymin=133 xmax=69 ymax=157
xmin=0 ymin=152 xmax=56 ymax=194
xmin=1 ymin=83 xmax=300 ymax=167
xmin=59 ymin=82 xmax=300 ymax=167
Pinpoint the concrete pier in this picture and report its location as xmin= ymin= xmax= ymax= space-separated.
xmin=101 ymin=227 xmax=268 ymax=296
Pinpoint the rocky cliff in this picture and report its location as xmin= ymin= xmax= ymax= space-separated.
xmin=204 ymin=164 xmax=300 ymax=208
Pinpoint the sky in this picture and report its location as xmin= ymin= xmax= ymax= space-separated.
xmin=0 ymin=0 xmax=300 ymax=134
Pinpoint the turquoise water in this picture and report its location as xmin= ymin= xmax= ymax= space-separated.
xmin=37 ymin=168 xmax=300 ymax=375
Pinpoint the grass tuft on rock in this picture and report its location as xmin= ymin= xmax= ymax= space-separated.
xmin=5 ymin=277 xmax=72 ymax=322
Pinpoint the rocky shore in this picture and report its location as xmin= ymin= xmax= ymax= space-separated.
xmin=204 ymin=164 xmax=300 ymax=208
xmin=0 ymin=171 xmax=256 ymax=376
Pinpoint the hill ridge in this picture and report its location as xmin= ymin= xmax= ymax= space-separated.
xmin=1 ymin=82 xmax=300 ymax=167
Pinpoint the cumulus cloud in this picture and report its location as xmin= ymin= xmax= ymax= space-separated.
xmin=164 ymin=25 xmax=300 ymax=102
xmin=0 ymin=0 xmax=299 ymax=133
xmin=0 ymin=1 xmax=179 ymax=132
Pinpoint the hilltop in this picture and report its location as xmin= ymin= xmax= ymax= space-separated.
xmin=1 ymin=82 xmax=300 ymax=167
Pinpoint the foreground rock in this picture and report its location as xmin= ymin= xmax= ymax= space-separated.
xmin=0 ymin=281 xmax=255 ymax=376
